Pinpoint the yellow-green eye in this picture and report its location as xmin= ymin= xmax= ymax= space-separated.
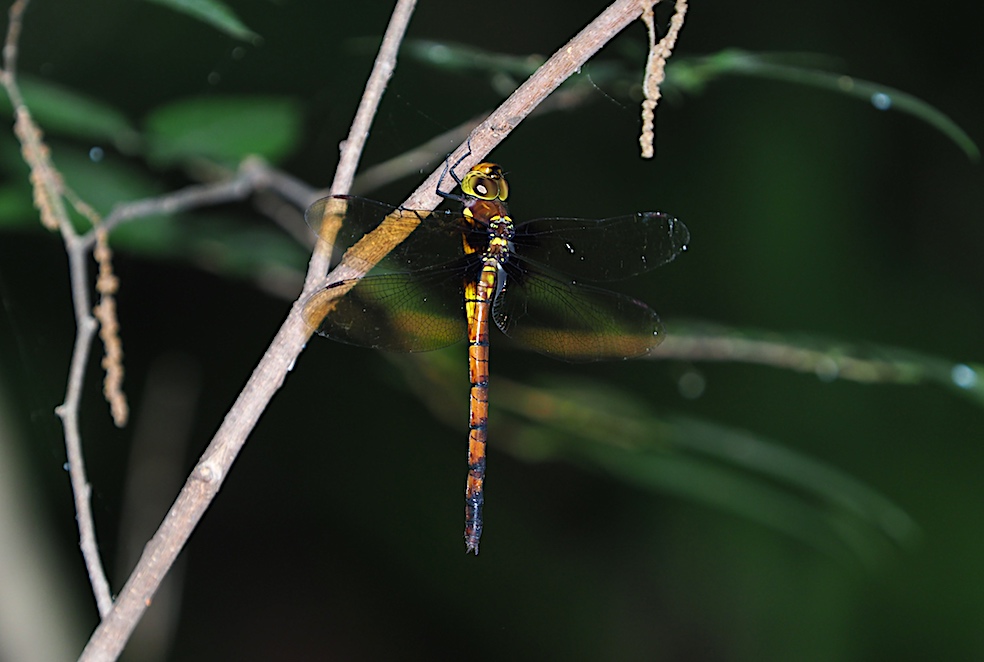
xmin=462 ymin=162 xmax=509 ymax=201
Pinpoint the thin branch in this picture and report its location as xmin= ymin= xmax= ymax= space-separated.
xmin=2 ymin=0 xmax=117 ymax=617
xmin=78 ymin=0 xmax=662 ymax=658
xmin=349 ymin=83 xmax=606 ymax=195
xmin=33 ymin=143 xmax=297 ymax=622
xmin=53 ymin=318 xmax=114 ymax=615
xmin=77 ymin=0 xmax=419 ymax=658
xmin=402 ymin=0 xmax=661 ymax=212
xmin=52 ymin=232 xmax=115 ymax=615
xmin=307 ymin=0 xmax=665 ymax=325
xmin=0 ymin=0 xmax=25 ymax=76
xmin=0 ymin=0 xmax=674 ymax=651
xmin=351 ymin=113 xmax=482 ymax=195
xmin=650 ymin=324 xmax=930 ymax=385
xmin=54 ymin=220 xmax=113 ymax=617
xmin=78 ymin=158 xmax=292 ymax=248
xmin=303 ymin=0 xmax=419 ymax=291
xmin=3 ymin=0 xmax=318 ymax=621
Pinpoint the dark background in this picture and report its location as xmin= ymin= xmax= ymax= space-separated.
xmin=1 ymin=1 xmax=982 ymax=660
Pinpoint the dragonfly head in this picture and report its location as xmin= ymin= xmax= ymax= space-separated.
xmin=461 ymin=162 xmax=509 ymax=202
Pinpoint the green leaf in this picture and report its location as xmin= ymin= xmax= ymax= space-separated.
xmin=178 ymin=213 xmax=308 ymax=283
xmin=393 ymin=348 xmax=919 ymax=567
xmin=402 ymin=39 xmax=543 ymax=78
xmin=492 ymin=376 xmax=918 ymax=566
xmin=669 ymin=49 xmax=980 ymax=161
xmin=39 ymin=145 xmax=308 ymax=280
xmin=0 ymin=186 xmax=35 ymax=228
xmin=144 ymin=96 xmax=302 ymax=166
xmin=0 ymin=77 xmax=141 ymax=153
xmin=50 ymin=146 xmax=173 ymax=238
xmin=405 ymin=41 xmax=979 ymax=161
xmin=142 ymin=0 xmax=259 ymax=42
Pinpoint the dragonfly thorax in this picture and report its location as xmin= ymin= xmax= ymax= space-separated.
xmin=483 ymin=222 xmax=512 ymax=265
xmin=464 ymin=198 xmax=509 ymax=227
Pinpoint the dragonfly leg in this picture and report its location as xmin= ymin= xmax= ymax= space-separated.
xmin=437 ymin=139 xmax=473 ymax=202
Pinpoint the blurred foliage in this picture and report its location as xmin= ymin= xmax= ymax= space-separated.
xmin=396 ymin=350 xmax=921 ymax=569
xmin=663 ymin=319 xmax=984 ymax=405
xmin=0 ymin=1 xmax=982 ymax=661
xmin=143 ymin=96 xmax=303 ymax=166
xmin=0 ymin=76 xmax=141 ymax=150
xmin=405 ymin=41 xmax=979 ymax=160
xmin=142 ymin=0 xmax=258 ymax=42
xmin=666 ymin=49 xmax=980 ymax=161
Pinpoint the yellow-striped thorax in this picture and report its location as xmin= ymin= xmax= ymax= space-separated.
xmin=459 ymin=163 xmax=513 ymax=266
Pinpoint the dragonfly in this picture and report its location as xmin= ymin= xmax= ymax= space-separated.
xmin=303 ymin=161 xmax=689 ymax=554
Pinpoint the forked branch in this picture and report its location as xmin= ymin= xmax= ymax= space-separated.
xmin=1 ymin=0 xmax=670 ymax=659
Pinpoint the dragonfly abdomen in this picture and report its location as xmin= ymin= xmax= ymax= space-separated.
xmin=463 ymin=259 xmax=498 ymax=554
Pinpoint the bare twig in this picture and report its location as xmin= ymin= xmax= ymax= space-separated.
xmin=350 ymin=83 xmax=606 ymax=195
xmin=24 ymin=156 xmax=311 ymax=646
xmin=306 ymin=0 xmax=667 ymax=328
xmin=82 ymin=159 xmax=285 ymax=245
xmin=650 ymin=325 xmax=928 ymax=385
xmin=77 ymin=1 xmax=420 ymax=659
xmin=2 ymin=0 xmax=673 ymax=651
xmin=63 ymin=174 xmax=130 ymax=428
xmin=3 ymin=7 xmax=316 ymax=619
xmin=0 ymin=0 xmax=25 ymax=76
xmin=351 ymin=113 xmax=483 ymax=195
xmin=303 ymin=0 xmax=420 ymax=292
xmin=2 ymin=0 xmax=674 ymax=653
xmin=80 ymin=0 xmax=663 ymax=658
xmin=53 ymin=320 xmax=114 ymax=617
xmin=2 ymin=0 xmax=117 ymax=617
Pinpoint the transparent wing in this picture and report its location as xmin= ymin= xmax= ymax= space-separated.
xmin=513 ymin=212 xmax=689 ymax=282
xmin=305 ymin=195 xmax=473 ymax=273
xmin=304 ymin=195 xmax=480 ymax=351
xmin=303 ymin=261 xmax=475 ymax=352
xmin=492 ymin=263 xmax=664 ymax=362
xmin=304 ymin=197 xmax=684 ymax=358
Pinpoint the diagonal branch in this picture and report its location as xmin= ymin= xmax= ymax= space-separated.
xmin=78 ymin=0 xmax=419 ymax=658
xmin=307 ymin=0 xmax=664 ymax=319
xmin=78 ymin=0 xmax=664 ymax=659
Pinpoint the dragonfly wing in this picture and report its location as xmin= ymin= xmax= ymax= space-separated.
xmin=306 ymin=196 xmax=469 ymax=273
xmin=304 ymin=196 xmax=481 ymax=352
xmin=304 ymin=265 xmax=470 ymax=352
xmin=492 ymin=264 xmax=664 ymax=362
xmin=513 ymin=213 xmax=690 ymax=282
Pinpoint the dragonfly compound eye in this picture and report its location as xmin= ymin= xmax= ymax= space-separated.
xmin=463 ymin=165 xmax=509 ymax=202
xmin=462 ymin=175 xmax=492 ymax=200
